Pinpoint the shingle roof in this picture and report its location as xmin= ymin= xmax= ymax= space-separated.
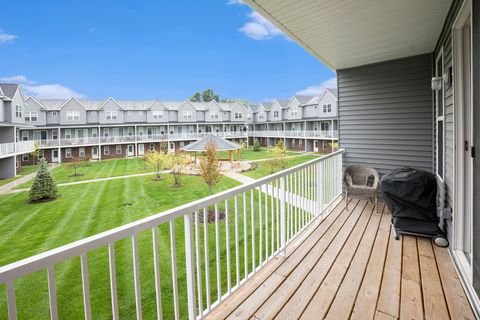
xmin=325 ymin=88 xmax=338 ymax=98
xmin=294 ymin=95 xmax=314 ymax=104
xmin=0 ymin=84 xmax=19 ymax=99
xmin=180 ymin=134 xmax=241 ymax=152
xmin=249 ymin=104 xmax=259 ymax=113
xmin=277 ymin=99 xmax=290 ymax=108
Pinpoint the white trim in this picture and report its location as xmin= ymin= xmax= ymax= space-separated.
xmin=98 ymin=97 xmax=123 ymax=110
xmin=435 ymin=48 xmax=445 ymax=181
xmin=58 ymin=97 xmax=86 ymax=110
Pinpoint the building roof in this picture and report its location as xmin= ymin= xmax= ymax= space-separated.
xmin=180 ymin=134 xmax=241 ymax=152
xmin=0 ymin=84 xmax=19 ymax=99
xmin=294 ymin=95 xmax=314 ymax=105
xmin=326 ymin=88 xmax=338 ymax=99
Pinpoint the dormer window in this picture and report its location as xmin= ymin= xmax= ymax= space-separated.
xmin=210 ymin=112 xmax=219 ymax=119
xmin=291 ymin=108 xmax=298 ymax=116
xmin=105 ymin=111 xmax=117 ymax=120
xmin=152 ymin=111 xmax=163 ymax=120
xmin=323 ymin=104 xmax=332 ymax=113
xmin=234 ymin=112 xmax=243 ymax=119
xmin=183 ymin=111 xmax=192 ymax=119
xmin=66 ymin=111 xmax=80 ymax=121
xmin=273 ymin=111 xmax=279 ymax=118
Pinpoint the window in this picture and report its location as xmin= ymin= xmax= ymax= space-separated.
xmin=183 ymin=111 xmax=192 ymax=119
xmin=38 ymin=150 xmax=44 ymax=160
xmin=323 ymin=104 xmax=332 ymax=113
xmin=65 ymin=148 xmax=72 ymax=158
xmin=92 ymin=128 xmax=98 ymax=138
xmin=15 ymin=105 xmax=22 ymax=118
xmin=22 ymin=154 xmax=29 ymax=161
xmin=52 ymin=131 xmax=58 ymax=140
xmin=321 ymin=122 xmax=330 ymax=131
xmin=65 ymin=129 xmax=72 ymax=139
xmin=152 ymin=111 xmax=163 ymax=120
xmin=66 ymin=111 xmax=80 ymax=121
xmin=104 ymin=146 xmax=110 ymax=155
xmin=79 ymin=147 xmax=85 ymax=157
xmin=435 ymin=50 xmax=445 ymax=180
xmin=299 ymin=139 xmax=303 ymax=146
xmin=22 ymin=131 xmax=28 ymax=141
xmin=51 ymin=111 xmax=57 ymax=116
xmin=138 ymin=111 xmax=143 ymax=115
xmin=116 ymin=145 xmax=122 ymax=154
xmin=127 ymin=111 xmax=133 ymax=116
xmin=291 ymin=108 xmax=298 ymax=116
xmin=105 ymin=111 xmax=118 ymax=120
xmin=234 ymin=112 xmax=243 ymax=119
xmin=90 ymin=111 xmax=97 ymax=116
xmin=292 ymin=139 xmax=296 ymax=146
xmin=169 ymin=142 xmax=174 ymax=150
xmin=322 ymin=141 xmax=328 ymax=150
xmin=25 ymin=111 xmax=38 ymax=122
xmin=273 ymin=111 xmax=279 ymax=118
xmin=149 ymin=143 xmax=155 ymax=151
xmin=210 ymin=112 xmax=219 ymax=119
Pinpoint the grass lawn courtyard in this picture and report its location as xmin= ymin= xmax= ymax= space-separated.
xmin=0 ymin=165 xmax=39 ymax=187
xmin=0 ymin=151 xmax=320 ymax=319
xmin=242 ymin=154 xmax=321 ymax=179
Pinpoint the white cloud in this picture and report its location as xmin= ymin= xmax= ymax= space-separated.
xmin=227 ymin=0 xmax=244 ymax=5
xmin=296 ymin=77 xmax=337 ymax=96
xmin=0 ymin=33 xmax=17 ymax=44
xmin=0 ymin=75 xmax=84 ymax=99
xmin=239 ymin=12 xmax=284 ymax=40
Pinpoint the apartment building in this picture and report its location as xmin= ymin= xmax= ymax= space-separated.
xmin=16 ymin=88 xmax=338 ymax=165
xmin=0 ymin=84 xmax=35 ymax=179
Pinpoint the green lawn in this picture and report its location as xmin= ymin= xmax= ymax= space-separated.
xmin=0 ymin=165 xmax=39 ymax=187
xmin=0 ymin=172 xmax=300 ymax=319
xmin=242 ymin=155 xmax=320 ymax=179
xmin=15 ymin=158 xmax=152 ymax=189
xmin=215 ymin=147 xmax=299 ymax=161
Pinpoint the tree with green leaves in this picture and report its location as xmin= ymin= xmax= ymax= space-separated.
xmin=29 ymin=142 xmax=40 ymax=165
xmin=167 ymin=151 xmax=190 ymax=187
xmin=68 ymin=156 xmax=86 ymax=177
xmin=253 ymin=138 xmax=261 ymax=152
xmin=266 ymin=145 xmax=287 ymax=174
xmin=29 ymin=158 xmax=58 ymax=202
xmin=190 ymin=89 xmax=220 ymax=102
xmin=275 ymin=139 xmax=286 ymax=154
xmin=190 ymin=92 xmax=202 ymax=102
xmin=145 ymin=150 xmax=168 ymax=180
xmin=200 ymin=142 xmax=221 ymax=194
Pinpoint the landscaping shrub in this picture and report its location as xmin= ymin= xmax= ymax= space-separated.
xmin=29 ymin=158 xmax=58 ymax=202
xmin=253 ymin=138 xmax=261 ymax=151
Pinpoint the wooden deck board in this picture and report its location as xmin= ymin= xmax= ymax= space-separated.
xmin=205 ymin=201 xmax=475 ymax=320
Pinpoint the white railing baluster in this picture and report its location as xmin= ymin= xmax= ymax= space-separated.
xmin=203 ymin=208 xmax=211 ymax=310
xmin=234 ymin=196 xmax=239 ymax=284
xmin=80 ymin=254 xmax=92 ymax=320
xmin=294 ymin=171 xmax=298 ymax=235
xmin=264 ymin=184 xmax=269 ymax=260
xmin=225 ymin=200 xmax=231 ymax=292
xmin=258 ymin=187 xmax=263 ymax=266
xmin=285 ymin=175 xmax=290 ymax=241
xmin=170 ymin=221 xmax=180 ymax=320
xmin=243 ymin=192 xmax=248 ymax=279
xmin=132 ymin=234 xmax=142 ymax=320
xmin=215 ymin=203 xmax=221 ymax=301
xmin=194 ymin=211 xmax=203 ymax=317
xmin=47 ymin=266 xmax=58 ymax=320
xmin=184 ymin=213 xmax=197 ymax=320
xmin=280 ymin=176 xmax=286 ymax=256
xmin=270 ymin=181 xmax=274 ymax=256
xmin=276 ymin=179 xmax=280 ymax=252
xmin=6 ymin=281 xmax=16 ymax=320
xmin=250 ymin=189 xmax=255 ymax=273
xmin=108 ymin=243 xmax=119 ymax=320
xmin=152 ymin=228 xmax=162 ymax=320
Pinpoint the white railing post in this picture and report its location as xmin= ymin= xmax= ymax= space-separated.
xmin=184 ymin=213 xmax=197 ymax=320
xmin=316 ymin=161 xmax=324 ymax=217
xmin=6 ymin=281 xmax=17 ymax=320
xmin=280 ymin=176 xmax=286 ymax=256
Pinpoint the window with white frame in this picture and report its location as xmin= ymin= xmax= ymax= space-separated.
xmin=323 ymin=141 xmax=328 ymax=150
xmin=104 ymin=146 xmax=110 ymax=155
xmin=52 ymin=131 xmax=58 ymax=140
xmin=92 ymin=128 xmax=98 ymax=138
xmin=51 ymin=111 xmax=57 ymax=116
xmin=149 ymin=143 xmax=155 ymax=151
xmin=25 ymin=111 xmax=38 ymax=122
xmin=38 ymin=150 xmax=44 ymax=160
xmin=127 ymin=111 xmax=133 ymax=116
xmin=152 ymin=111 xmax=163 ymax=120
xmin=183 ymin=111 xmax=192 ymax=119
xmin=435 ymin=50 xmax=445 ymax=180
xmin=299 ymin=139 xmax=303 ymax=146
xmin=65 ymin=148 xmax=72 ymax=158
xmin=66 ymin=111 xmax=80 ymax=121
xmin=105 ymin=111 xmax=118 ymax=120
xmin=65 ymin=129 xmax=72 ymax=139
xmin=210 ymin=112 xmax=219 ymax=119
xmin=116 ymin=145 xmax=122 ymax=154
xmin=321 ymin=122 xmax=330 ymax=131
xmin=138 ymin=111 xmax=143 ymax=116
xmin=291 ymin=108 xmax=298 ymax=116
xmin=79 ymin=147 xmax=85 ymax=157
xmin=273 ymin=111 xmax=279 ymax=118
xmin=15 ymin=105 xmax=22 ymax=118
xmin=22 ymin=154 xmax=29 ymax=161
xmin=323 ymin=104 xmax=332 ymax=113
xmin=234 ymin=112 xmax=242 ymax=119
xmin=22 ymin=131 xmax=28 ymax=141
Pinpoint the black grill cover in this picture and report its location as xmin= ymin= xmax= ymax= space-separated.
xmin=380 ymin=167 xmax=438 ymax=224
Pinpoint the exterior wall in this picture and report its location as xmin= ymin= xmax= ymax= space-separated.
xmin=0 ymin=99 xmax=4 ymax=122
xmin=230 ymin=103 xmax=246 ymax=122
xmin=10 ymin=89 xmax=26 ymax=125
xmin=46 ymin=111 xmax=60 ymax=124
xmin=285 ymin=98 xmax=303 ymax=120
xmin=0 ymin=157 xmax=15 ymax=179
xmin=178 ymin=102 xmax=197 ymax=123
xmin=98 ymin=100 xmax=124 ymax=124
xmin=60 ymin=100 xmax=87 ymax=125
xmin=318 ymin=91 xmax=338 ymax=118
xmin=302 ymin=105 xmax=318 ymax=118
xmin=205 ymin=103 xmax=222 ymax=123
xmin=268 ymin=102 xmax=283 ymax=121
xmin=86 ymin=111 xmax=99 ymax=124
xmin=24 ymin=99 xmax=46 ymax=126
xmin=338 ymin=54 xmax=433 ymax=176
xmin=124 ymin=110 xmax=147 ymax=123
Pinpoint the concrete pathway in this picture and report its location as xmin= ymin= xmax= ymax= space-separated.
xmin=0 ymin=164 xmax=59 ymax=195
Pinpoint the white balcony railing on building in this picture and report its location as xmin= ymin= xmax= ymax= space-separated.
xmin=0 ymin=142 xmax=15 ymax=157
xmin=15 ymin=141 xmax=36 ymax=154
xmin=0 ymin=150 xmax=344 ymax=320
xmin=251 ymin=130 xmax=338 ymax=139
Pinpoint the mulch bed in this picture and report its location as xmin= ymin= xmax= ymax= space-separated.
xmin=196 ymin=209 xmax=226 ymax=224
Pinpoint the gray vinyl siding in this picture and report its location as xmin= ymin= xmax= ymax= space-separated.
xmin=124 ymin=111 xmax=147 ymax=123
xmin=46 ymin=111 xmax=60 ymax=124
xmin=338 ymin=54 xmax=433 ymax=176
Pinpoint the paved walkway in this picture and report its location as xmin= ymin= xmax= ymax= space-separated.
xmin=0 ymin=164 xmax=59 ymax=195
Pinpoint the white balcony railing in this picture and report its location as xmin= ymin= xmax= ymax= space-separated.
xmin=0 ymin=142 xmax=15 ymax=157
xmin=0 ymin=141 xmax=36 ymax=157
xmin=0 ymin=150 xmax=344 ymax=320
xmin=251 ymin=130 xmax=338 ymax=139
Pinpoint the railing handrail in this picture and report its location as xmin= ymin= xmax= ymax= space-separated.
xmin=0 ymin=149 xmax=345 ymax=283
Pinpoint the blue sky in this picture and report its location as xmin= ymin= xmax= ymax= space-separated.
xmin=0 ymin=0 xmax=335 ymax=103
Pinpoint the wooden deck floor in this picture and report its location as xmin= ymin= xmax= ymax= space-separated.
xmin=206 ymin=199 xmax=475 ymax=320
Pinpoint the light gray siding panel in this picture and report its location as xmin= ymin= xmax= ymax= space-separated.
xmin=338 ymin=54 xmax=433 ymax=176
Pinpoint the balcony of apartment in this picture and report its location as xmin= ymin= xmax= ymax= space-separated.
xmin=251 ymin=130 xmax=338 ymax=139
xmin=0 ymin=141 xmax=36 ymax=159
xmin=0 ymin=151 xmax=474 ymax=319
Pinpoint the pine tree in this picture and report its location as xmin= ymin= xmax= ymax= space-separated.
xmin=253 ymin=138 xmax=261 ymax=152
xmin=29 ymin=158 xmax=58 ymax=202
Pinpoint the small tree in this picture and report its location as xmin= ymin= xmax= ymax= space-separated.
xmin=253 ymin=138 xmax=261 ymax=152
xmin=167 ymin=151 xmax=190 ymax=187
xmin=200 ymin=142 xmax=221 ymax=194
xmin=275 ymin=140 xmax=286 ymax=154
xmin=266 ymin=146 xmax=287 ymax=174
xmin=145 ymin=150 xmax=168 ymax=180
xmin=159 ymin=141 xmax=169 ymax=154
xmin=29 ymin=142 xmax=40 ymax=165
xmin=68 ymin=157 xmax=86 ymax=177
xmin=29 ymin=158 xmax=58 ymax=202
